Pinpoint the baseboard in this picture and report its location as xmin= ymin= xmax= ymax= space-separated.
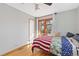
xmin=1 ymin=43 xmax=31 ymax=56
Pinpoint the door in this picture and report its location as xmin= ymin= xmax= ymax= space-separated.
xmin=38 ymin=18 xmax=53 ymax=36
xmin=29 ymin=19 xmax=35 ymax=43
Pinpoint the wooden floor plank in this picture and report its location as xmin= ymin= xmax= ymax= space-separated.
xmin=3 ymin=44 xmax=50 ymax=56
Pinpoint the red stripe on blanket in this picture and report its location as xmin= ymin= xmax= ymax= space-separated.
xmin=34 ymin=39 xmax=51 ymax=45
xmin=32 ymin=44 xmax=50 ymax=52
xmin=33 ymin=41 xmax=50 ymax=49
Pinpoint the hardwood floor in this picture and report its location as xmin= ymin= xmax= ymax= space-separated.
xmin=3 ymin=44 xmax=50 ymax=56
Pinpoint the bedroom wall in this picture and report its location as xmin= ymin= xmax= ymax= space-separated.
xmin=76 ymin=7 xmax=79 ymax=33
xmin=54 ymin=9 xmax=78 ymax=36
xmin=0 ymin=4 xmax=34 ymax=55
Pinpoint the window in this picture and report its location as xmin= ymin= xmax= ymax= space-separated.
xmin=38 ymin=18 xmax=53 ymax=36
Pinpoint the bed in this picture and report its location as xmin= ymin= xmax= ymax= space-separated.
xmin=32 ymin=35 xmax=78 ymax=56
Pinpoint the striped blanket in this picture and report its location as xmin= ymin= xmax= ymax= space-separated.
xmin=32 ymin=35 xmax=52 ymax=52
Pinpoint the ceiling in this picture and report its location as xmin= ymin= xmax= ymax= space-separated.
xmin=6 ymin=3 xmax=79 ymax=17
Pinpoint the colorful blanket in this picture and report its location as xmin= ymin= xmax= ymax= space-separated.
xmin=61 ymin=36 xmax=73 ymax=56
xmin=50 ymin=37 xmax=61 ymax=55
xmin=50 ymin=36 xmax=73 ymax=56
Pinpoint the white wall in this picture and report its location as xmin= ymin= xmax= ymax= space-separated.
xmin=0 ymin=4 xmax=34 ymax=55
xmin=76 ymin=7 xmax=79 ymax=33
xmin=54 ymin=9 xmax=78 ymax=36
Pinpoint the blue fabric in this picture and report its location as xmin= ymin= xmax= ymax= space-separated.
xmin=61 ymin=36 xmax=73 ymax=56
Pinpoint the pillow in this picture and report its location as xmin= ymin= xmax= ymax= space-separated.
xmin=66 ymin=32 xmax=75 ymax=38
xmin=76 ymin=33 xmax=79 ymax=35
xmin=52 ymin=32 xmax=60 ymax=37
xmin=73 ymin=35 xmax=79 ymax=42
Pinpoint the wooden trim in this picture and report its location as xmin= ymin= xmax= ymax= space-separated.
xmin=38 ymin=20 xmax=41 ymax=36
xmin=34 ymin=19 xmax=36 ymax=38
xmin=44 ymin=19 xmax=47 ymax=35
